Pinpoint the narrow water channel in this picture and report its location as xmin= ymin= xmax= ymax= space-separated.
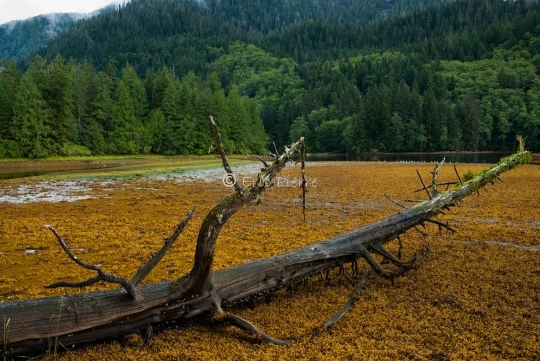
xmin=0 ymin=151 xmax=524 ymax=181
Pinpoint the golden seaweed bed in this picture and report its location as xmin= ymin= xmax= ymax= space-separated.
xmin=1 ymin=161 xmax=539 ymax=360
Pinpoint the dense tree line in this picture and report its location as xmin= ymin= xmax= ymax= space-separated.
xmin=1 ymin=0 xmax=539 ymax=157
xmin=0 ymin=56 xmax=267 ymax=158
xmin=284 ymin=49 xmax=539 ymax=153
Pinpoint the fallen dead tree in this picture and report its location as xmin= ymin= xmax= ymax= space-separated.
xmin=0 ymin=122 xmax=532 ymax=358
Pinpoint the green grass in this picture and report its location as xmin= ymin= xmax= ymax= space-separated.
xmin=1 ymin=153 xmax=259 ymax=181
xmin=35 ymin=157 xmax=255 ymax=181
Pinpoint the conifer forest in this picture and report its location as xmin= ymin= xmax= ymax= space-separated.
xmin=1 ymin=0 xmax=539 ymax=158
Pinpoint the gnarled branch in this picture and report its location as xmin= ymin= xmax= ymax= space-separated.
xmin=45 ymin=206 xmax=195 ymax=300
xmin=169 ymin=116 xmax=306 ymax=310
xmin=430 ymin=158 xmax=445 ymax=197
xmin=45 ymin=225 xmax=138 ymax=300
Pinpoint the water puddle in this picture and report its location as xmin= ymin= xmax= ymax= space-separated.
xmin=0 ymin=164 xmax=264 ymax=204
xmin=0 ymin=181 xmax=95 ymax=204
xmin=0 ymin=162 xmax=321 ymax=204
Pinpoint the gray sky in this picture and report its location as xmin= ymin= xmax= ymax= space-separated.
xmin=0 ymin=0 xmax=125 ymax=24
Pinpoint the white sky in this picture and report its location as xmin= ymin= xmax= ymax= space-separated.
xmin=0 ymin=0 xmax=125 ymax=24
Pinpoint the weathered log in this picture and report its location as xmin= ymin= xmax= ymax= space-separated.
xmin=0 ymin=130 xmax=531 ymax=358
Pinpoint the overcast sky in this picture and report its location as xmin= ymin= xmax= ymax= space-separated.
xmin=0 ymin=0 xmax=125 ymax=24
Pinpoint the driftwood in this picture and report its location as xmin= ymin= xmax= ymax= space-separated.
xmin=0 ymin=125 xmax=532 ymax=358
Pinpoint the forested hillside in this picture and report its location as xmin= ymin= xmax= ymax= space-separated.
xmin=37 ymin=0 xmax=448 ymax=74
xmin=1 ymin=0 xmax=539 ymax=158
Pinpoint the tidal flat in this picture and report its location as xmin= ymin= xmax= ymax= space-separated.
xmin=1 ymin=160 xmax=539 ymax=360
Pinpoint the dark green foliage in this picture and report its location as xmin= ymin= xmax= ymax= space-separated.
xmin=12 ymin=74 xmax=51 ymax=158
xmin=2 ymin=0 xmax=540 ymax=158
xmin=0 ymin=58 xmax=268 ymax=157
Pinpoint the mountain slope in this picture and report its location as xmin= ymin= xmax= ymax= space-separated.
xmin=36 ymin=0 xmax=452 ymax=73
xmin=0 ymin=7 xmax=114 ymax=61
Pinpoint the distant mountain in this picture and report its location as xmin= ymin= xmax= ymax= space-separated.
xmin=0 ymin=6 xmax=115 ymax=61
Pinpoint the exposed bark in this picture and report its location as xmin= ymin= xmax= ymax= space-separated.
xmin=0 ymin=123 xmax=532 ymax=358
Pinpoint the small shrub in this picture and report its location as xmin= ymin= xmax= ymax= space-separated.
xmin=59 ymin=143 xmax=93 ymax=156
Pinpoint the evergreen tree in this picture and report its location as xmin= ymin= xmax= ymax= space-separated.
xmin=12 ymin=74 xmax=51 ymax=158
xmin=289 ymin=116 xmax=310 ymax=143
xmin=459 ymin=93 xmax=483 ymax=151
xmin=41 ymin=54 xmax=76 ymax=152
xmin=110 ymin=79 xmax=141 ymax=154
xmin=91 ymin=72 xmax=114 ymax=135
xmin=145 ymin=109 xmax=166 ymax=153
xmin=0 ymin=60 xmax=21 ymax=141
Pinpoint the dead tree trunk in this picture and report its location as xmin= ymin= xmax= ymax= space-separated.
xmin=0 ymin=124 xmax=532 ymax=358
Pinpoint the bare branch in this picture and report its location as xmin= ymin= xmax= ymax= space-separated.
xmin=169 ymin=122 xmax=306 ymax=299
xmin=454 ymin=164 xmax=463 ymax=185
xmin=130 ymin=206 xmax=196 ymax=286
xmin=370 ymin=242 xmax=402 ymax=266
xmin=273 ymin=142 xmax=280 ymax=159
xmin=384 ymin=193 xmax=408 ymax=210
xmin=517 ymin=135 xmax=525 ymax=152
xmin=209 ymin=115 xmax=243 ymax=193
xmin=300 ymin=140 xmax=307 ymax=221
xmin=416 ymin=170 xmax=432 ymax=200
xmin=45 ymin=225 xmax=137 ymax=299
xmin=324 ymin=269 xmax=369 ymax=329
xmin=413 ymin=181 xmax=457 ymax=193
xmin=430 ymin=158 xmax=445 ymax=197
xmin=257 ymin=156 xmax=270 ymax=170
xmin=338 ymin=261 xmax=355 ymax=286
xmin=414 ymin=226 xmax=429 ymax=236
xmin=423 ymin=219 xmax=457 ymax=233
xmin=358 ymin=245 xmax=414 ymax=281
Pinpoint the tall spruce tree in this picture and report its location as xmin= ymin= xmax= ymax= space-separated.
xmin=12 ymin=74 xmax=51 ymax=158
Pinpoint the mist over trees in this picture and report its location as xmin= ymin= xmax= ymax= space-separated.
xmin=1 ymin=0 xmax=539 ymax=158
